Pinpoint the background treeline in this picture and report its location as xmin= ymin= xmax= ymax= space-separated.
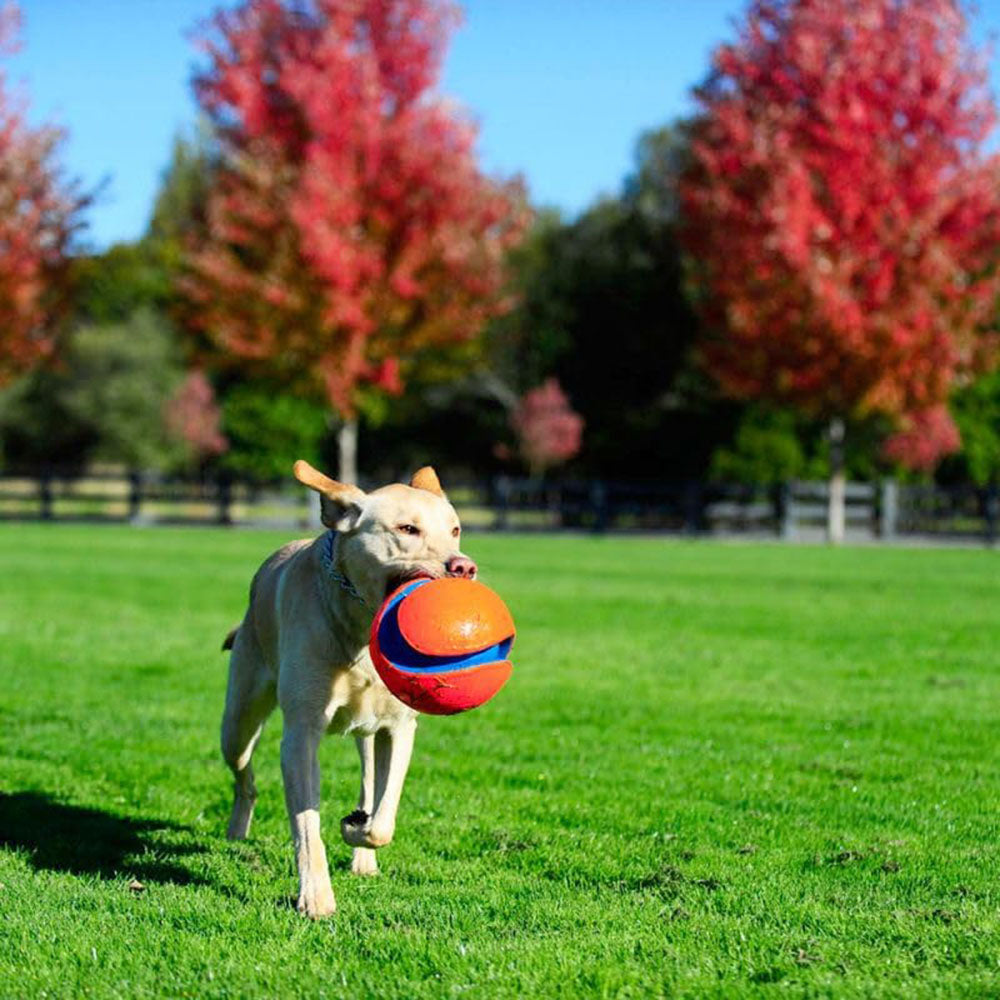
xmin=1 ymin=122 xmax=997 ymax=486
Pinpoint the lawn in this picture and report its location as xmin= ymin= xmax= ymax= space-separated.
xmin=0 ymin=524 xmax=998 ymax=998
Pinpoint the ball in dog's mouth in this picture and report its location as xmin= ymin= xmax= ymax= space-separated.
xmin=383 ymin=571 xmax=434 ymax=599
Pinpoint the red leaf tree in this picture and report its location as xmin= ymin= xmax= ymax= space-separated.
xmin=0 ymin=3 xmax=87 ymax=387
xmin=681 ymin=0 xmax=1000 ymax=539
xmin=182 ymin=0 xmax=527 ymax=482
xmin=164 ymin=370 xmax=229 ymax=464
xmin=510 ymin=378 xmax=583 ymax=478
xmin=882 ymin=403 xmax=960 ymax=474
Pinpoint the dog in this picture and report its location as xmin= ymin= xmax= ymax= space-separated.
xmin=220 ymin=459 xmax=477 ymax=918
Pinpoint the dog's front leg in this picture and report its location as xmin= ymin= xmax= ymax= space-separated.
xmin=281 ymin=718 xmax=336 ymax=918
xmin=341 ymin=719 xmax=416 ymax=850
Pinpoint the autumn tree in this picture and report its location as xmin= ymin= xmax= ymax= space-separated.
xmin=510 ymin=378 xmax=583 ymax=478
xmin=0 ymin=3 xmax=87 ymax=388
xmin=681 ymin=0 xmax=1000 ymax=541
xmin=164 ymin=370 xmax=228 ymax=466
xmin=183 ymin=0 xmax=526 ymax=483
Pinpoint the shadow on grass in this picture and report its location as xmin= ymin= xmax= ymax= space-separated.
xmin=0 ymin=790 xmax=209 ymax=886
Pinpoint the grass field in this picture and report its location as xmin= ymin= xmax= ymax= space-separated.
xmin=1 ymin=524 xmax=998 ymax=998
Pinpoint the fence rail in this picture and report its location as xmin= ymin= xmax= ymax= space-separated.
xmin=0 ymin=470 xmax=996 ymax=543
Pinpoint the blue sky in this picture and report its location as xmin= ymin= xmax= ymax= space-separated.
xmin=8 ymin=0 xmax=1000 ymax=250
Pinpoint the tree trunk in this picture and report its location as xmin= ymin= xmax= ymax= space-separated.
xmin=337 ymin=417 xmax=359 ymax=486
xmin=827 ymin=416 xmax=846 ymax=545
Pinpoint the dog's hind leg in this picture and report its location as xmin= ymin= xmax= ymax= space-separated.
xmin=349 ymin=735 xmax=379 ymax=875
xmin=221 ymin=631 xmax=276 ymax=840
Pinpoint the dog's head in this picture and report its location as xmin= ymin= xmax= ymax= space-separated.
xmin=293 ymin=460 xmax=476 ymax=607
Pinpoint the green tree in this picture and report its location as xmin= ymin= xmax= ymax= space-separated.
xmin=146 ymin=125 xmax=215 ymax=256
xmin=943 ymin=372 xmax=1000 ymax=485
xmin=511 ymin=125 xmax=723 ymax=480
xmin=219 ymin=382 xmax=329 ymax=482
xmin=0 ymin=309 xmax=187 ymax=470
xmin=367 ymin=124 xmax=733 ymax=482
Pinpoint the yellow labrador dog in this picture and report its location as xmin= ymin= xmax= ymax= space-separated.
xmin=220 ymin=460 xmax=476 ymax=918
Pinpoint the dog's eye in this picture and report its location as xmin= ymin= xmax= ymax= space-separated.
xmin=451 ymin=526 xmax=460 ymax=538
xmin=397 ymin=523 xmax=421 ymax=536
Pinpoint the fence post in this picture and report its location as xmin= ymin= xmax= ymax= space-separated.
xmin=39 ymin=473 xmax=53 ymax=521
xmin=128 ymin=470 xmax=142 ymax=522
xmin=493 ymin=475 xmax=510 ymax=531
xmin=985 ymin=483 xmax=998 ymax=547
xmin=778 ymin=481 xmax=794 ymax=539
xmin=590 ymin=480 xmax=608 ymax=533
xmin=683 ymin=481 xmax=702 ymax=535
xmin=880 ymin=480 xmax=898 ymax=540
xmin=217 ymin=473 xmax=233 ymax=526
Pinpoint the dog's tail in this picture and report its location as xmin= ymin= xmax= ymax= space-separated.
xmin=221 ymin=626 xmax=239 ymax=652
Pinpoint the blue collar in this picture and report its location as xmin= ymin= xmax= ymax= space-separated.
xmin=320 ymin=530 xmax=372 ymax=610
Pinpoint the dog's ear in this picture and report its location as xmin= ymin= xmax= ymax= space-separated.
xmin=409 ymin=466 xmax=445 ymax=498
xmin=293 ymin=460 xmax=366 ymax=531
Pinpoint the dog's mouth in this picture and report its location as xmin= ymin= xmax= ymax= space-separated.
xmin=383 ymin=569 xmax=435 ymax=599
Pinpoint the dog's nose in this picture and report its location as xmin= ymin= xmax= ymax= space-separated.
xmin=445 ymin=555 xmax=477 ymax=579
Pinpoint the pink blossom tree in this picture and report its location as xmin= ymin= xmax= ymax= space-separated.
xmin=510 ymin=378 xmax=583 ymax=477
xmin=164 ymin=370 xmax=229 ymax=465
xmin=882 ymin=404 xmax=961 ymax=474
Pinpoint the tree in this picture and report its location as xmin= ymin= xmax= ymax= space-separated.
xmin=164 ymin=371 xmax=228 ymax=467
xmin=479 ymin=126 xmax=724 ymax=483
xmin=510 ymin=378 xmax=583 ymax=477
xmin=0 ymin=3 xmax=88 ymax=386
xmin=946 ymin=370 xmax=1000 ymax=485
xmin=0 ymin=309 xmax=189 ymax=471
xmin=69 ymin=242 xmax=173 ymax=326
xmin=881 ymin=404 xmax=961 ymax=475
xmin=147 ymin=125 xmax=216 ymax=256
xmin=219 ymin=380 xmax=329 ymax=481
xmin=681 ymin=0 xmax=1000 ymax=540
xmin=182 ymin=0 xmax=527 ymax=483
xmin=710 ymin=406 xmax=813 ymax=485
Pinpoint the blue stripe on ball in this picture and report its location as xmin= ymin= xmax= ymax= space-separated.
xmin=375 ymin=584 xmax=513 ymax=674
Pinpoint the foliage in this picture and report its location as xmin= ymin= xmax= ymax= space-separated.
xmin=164 ymin=371 xmax=228 ymax=465
xmin=182 ymin=0 xmax=527 ymax=418
xmin=0 ymin=308 xmax=187 ymax=470
xmin=944 ymin=370 xmax=1000 ymax=484
xmin=882 ymin=404 xmax=961 ymax=474
xmin=681 ymin=0 xmax=1000 ymax=457
xmin=0 ymin=3 xmax=89 ymax=385
xmin=219 ymin=381 xmax=329 ymax=481
xmin=480 ymin=125 xmax=726 ymax=481
xmin=146 ymin=124 xmax=216 ymax=256
xmin=510 ymin=378 xmax=583 ymax=476
xmin=69 ymin=242 xmax=173 ymax=325
xmin=710 ymin=406 xmax=811 ymax=484
xmin=482 ymin=208 xmax=573 ymax=399
xmin=3 ymin=526 xmax=1000 ymax=996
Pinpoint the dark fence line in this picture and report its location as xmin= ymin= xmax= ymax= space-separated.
xmin=0 ymin=470 xmax=996 ymax=544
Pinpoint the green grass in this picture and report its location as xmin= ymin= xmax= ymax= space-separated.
xmin=1 ymin=524 xmax=998 ymax=998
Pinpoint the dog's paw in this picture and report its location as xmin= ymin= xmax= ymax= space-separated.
xmin=351 ymin=847 xmax=379 ymax=876
xmin=341 ymin=810 xmax=394 ymax=849
xmin=297 ymin=881 xmax=336 ymax=919
xmin=340 ymin=809 xmax=368 ymax=846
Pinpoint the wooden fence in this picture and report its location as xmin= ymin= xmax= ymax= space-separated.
xmin=0 ymin=470 xmax=996 ymax=543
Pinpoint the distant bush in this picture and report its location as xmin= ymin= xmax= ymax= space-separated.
xmin=0 ymin=308 xmax=187 ymax=471
xmin=219 ymin=383 xmax=329 ymax=482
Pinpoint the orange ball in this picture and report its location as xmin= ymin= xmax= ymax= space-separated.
xmin=370 ymin=577 xmax=515 ymax=715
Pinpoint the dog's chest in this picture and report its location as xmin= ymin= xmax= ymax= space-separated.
xmin=325 ymin=650 xmax=415 ymax=737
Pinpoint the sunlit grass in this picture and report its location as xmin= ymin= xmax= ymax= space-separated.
xmin=1 ymin=525 xmax=998 ymax=998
